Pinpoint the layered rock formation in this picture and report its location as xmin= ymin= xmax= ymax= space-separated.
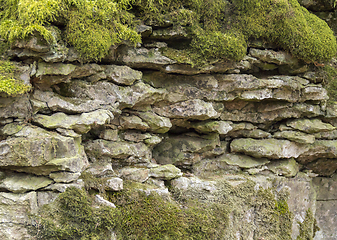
xmin=1 ymin=0 xmax=337 ymax=239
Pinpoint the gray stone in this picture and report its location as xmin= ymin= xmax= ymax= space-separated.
xmin=123 ymin=131 xmax=152 ymax=142
xmin=314 ymin=201 xmax=337 ymax=240
xmin=218 ymin=153 xmax=270 ymax=169
xmin=119 ymin=167 xmax=149 ymax=183
xmin=106 ymin=177 xmax=123 ymax=191
xmin=153 ymin=133 xmax=220 ymax=166
xmin=120 ymin=115 xmax=149 ymax=131
xmin=117 ymin=46 xmax=176 ymax=70
xmin=0 ymin=125 xmax=89 ymax=175
xmin=105 ymin=65 xmax=142 ymax=85
xmin=34 ymin=109 xmax=113 ymax=134
xmin=94 ymin=195 xmax=116 ymax=208
xmin=192 ymin=121 xmax=233 ymax=135
xmin=0 ymin=95 xmax=31 ymax=120
xmin=85 ymin=139 xmax=152 ymax=164
xmin=35 ymin=62 xmax=76 ymax=88
xmin=84 ymin=163 xmax=114 ymax=177
xmin=249 ymin=48 xmax=299 ymax=66
xmin=49 ymin=172 xmax=81 ymax=183
xmin=37 ymin=191 xmax=59 ymax=207
xmin=71 ymin=64 xmax=104 ymax=79
xmin=0 ymin=173 xmax=53 ymax=193
xmin=267 ymin=158 xmax=300 ymax=177
xmin=135 ymin=111 xmax=172 ymax=133
xmin=230 ymin=138 xmax=305 ymax=159
xmin=273 ymin=131 xmax=316 ymax=144
xmin=287 ymin=118 xmax=335 ymax=133
xmin=149 ymin=164 xmax=182 ymax=180
xmin=44 ymin=179 xmax=85 ymax=192
xmin=99 ymin=129 xmax=119 ymax=141
xmin=154 ymin=99 xmax=219 ymax=120
xmin=0 ymin=192 xmax=37 ymax=240
xmin=144 ymin=135 xmax=162 ymax=146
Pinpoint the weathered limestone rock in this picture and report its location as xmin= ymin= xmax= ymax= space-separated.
xmin=35 ymin=62 xmax=76 ymax=88
xmin=153 ymin=133 xmax=220 ymax=166
xmin=85 ymin=139 xmax=152 ymax=165
xmin=249 ymin=48 xmax=299 ymax=66
xmin=120 ymin=115 xmax=149 ymax=131
xmin=119 ymin=167 xmax=149 ymax=182
xmin=31 ymin=88 xmax=118 ymax=114
xmin=84 ymin=163 xmax=114 ymax=177
xmin=287 ymin=119 xmax=335 ymax=133
xmin=149 ymin=164 xmax=182 ymax=180
xmin=230 ymin=138 xmax=306 ymax=159
xmin=0 ymin=95 xmax=31 ymax=120
xmin=117 ymin=46 xmax=176 ymax=69
xmin=135 ymin=111 xmax=172 ymax=133
xmin=192 ymin=120 xmax=233 ymax=134
xmin=305 ymin=158 xmax=337 ymax=176
xmin=221 ymin=101 xmax=323 ymax=124
xmin=106 ymin=177 xmax=123 ymax=191
xmin=34 ymin=109 xmax=113 ymax=134
xmin=49 ymin=172 xmax=81 ymax=183
xmin=9 ymin=27 xmax=68 ymax=63
xmin=154 ymin=99 xmax=219 ymax=120
xmin=0 ymin=173 xmax=53 ymax=193
xmin=267 ymin=158 xmax=300 ymax=177
xmin=0 ymin=192 xmax=37 ymax=240
xmin=0 ymin=125 xmax=89 ymax=175
xmin=123 ymin=131 xmax=152 ymax=142
xmin=44 ymin=179 xmax=85 ymax=192
xmin=70 ymin=64 xmax=104 ymax=79
xmin=37 ymin=191 xmax=59 ymax=207
xmin=273 ymin=131 xmax=316 ymax=144
xmin=94 ymin=195 xmax=116 ymax=208
xmin=273 ymin=173 xmax=317 ymax=239
xmin=99 ymin=129 xmax=119 ymax=141
xmin=144 ymin=135 xmax=162 ymax=146
xmin=218 ymin=153 xmax=270 ymax=169
xmin=192 ymin=159 xmax=241 ymax=178
xmin=105 ymin=65 xmax=142 ymax=85
xmin=313 ymin=174 xmax=337 ymax=240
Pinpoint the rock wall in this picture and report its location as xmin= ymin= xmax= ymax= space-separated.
xmin=1 ymin=1 xmax=337 ymax=240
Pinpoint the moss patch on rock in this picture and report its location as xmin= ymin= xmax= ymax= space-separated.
xmin=0 ymin=60 xmax=31 ymax=96
xmin=1 ymin=0 xmax=335 ymax=64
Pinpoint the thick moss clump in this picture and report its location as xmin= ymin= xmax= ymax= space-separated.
xmin=0 ymin=60 xmax=30 ymax=96
xmin=34 ymin=187 xmax=115 ymax=239
xmin=0 ymin=0 xmax=140 ymax=61
xmin=231 ymin=0 xmax=337 ymax=63
xmin=1 ymin=0 xmax=335 ymax=64
xmin=35 ymin=182 xmax=230 ymax=240
xmin=109 ymin=181 xmax=229 ymax=240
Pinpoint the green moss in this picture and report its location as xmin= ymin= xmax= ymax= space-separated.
xmin=33 ymin=187 xmax=115 ymax=239
xmin=232 ymin=0 xmax=337 ymax=63
xmin=1 ymin=0 xmax=335 ymax=64
xmin=321 ymin=64 xmax=337 ymax=103
xmin=0 ymin=0 xmax=140 ymax=61
xmin=0 ymin=60 xmax=31 ymax=96
xmin=296 ymin=209 xmax=320 ymax=240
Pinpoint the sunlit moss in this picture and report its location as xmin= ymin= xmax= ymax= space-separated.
xmin=0 ymin=60 xmax=30 ymax=96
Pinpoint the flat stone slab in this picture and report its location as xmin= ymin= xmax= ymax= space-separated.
xmin=0 ymin=173 xmax=53 ymax=193
xmin=154 ymin=99 xmax=219 ymax=120
xmin=0 ymin=125 xmax=89 ymax=175
xmin=149 ymin=164 xmax=182 ymax=180
xmin=287 ymin=119 xmax=335 ymax=133
xmin=218 ymin=153 xmax=270 ymax=169
xmin=33 ymin=109 xmax=114 ymax=134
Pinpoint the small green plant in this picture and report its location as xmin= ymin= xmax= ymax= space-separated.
xmin=0 ymin=60 xmax=30 ymax=96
